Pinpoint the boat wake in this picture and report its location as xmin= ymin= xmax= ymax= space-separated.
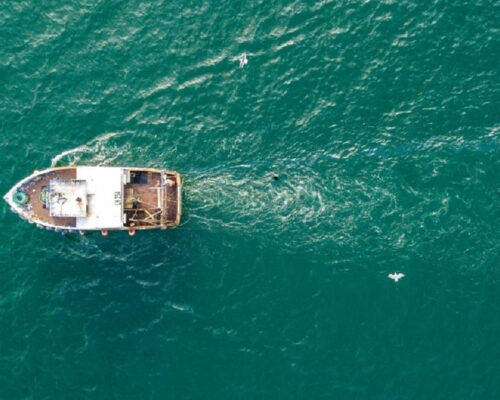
xmin=181 ymin=157 xmax=364 ymax=251
xmin=50 ymin=132 xmax=126 ymax=167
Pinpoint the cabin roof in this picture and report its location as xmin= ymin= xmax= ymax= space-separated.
xmin=75 ymin=167 xmax=124 ymax=229
xmin=49 ymin=179 xmax=88 ymax=218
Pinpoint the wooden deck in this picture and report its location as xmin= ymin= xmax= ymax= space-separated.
xmin=20 ymin=168 xmax=77 ymax=227
xmin=124 ymin=171 xmax=161 ymax=228
xmin=124 ymin=171 xmax=179 ymax=228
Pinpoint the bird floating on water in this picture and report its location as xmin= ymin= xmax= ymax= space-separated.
xmin=239 ymin=53 xmax=248 ymax=68
xmin=388 ymin=272 xmax=405 ymax=282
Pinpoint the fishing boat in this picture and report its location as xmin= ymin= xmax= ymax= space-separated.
xmin=3 ymin=166 xmax=182 ymax=235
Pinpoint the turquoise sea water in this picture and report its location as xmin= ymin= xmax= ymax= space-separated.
xmin=0 ymin=1 xmax=499 ymax=399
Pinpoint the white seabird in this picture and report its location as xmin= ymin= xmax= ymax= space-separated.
xmin=239 ymin=53 xmax=248 ymax=68
xmin=388 ymin=272 xmax=405 ymax=282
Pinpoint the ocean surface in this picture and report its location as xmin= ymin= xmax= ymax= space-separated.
xmin=0 ymin=1 xmax=499 ymax=399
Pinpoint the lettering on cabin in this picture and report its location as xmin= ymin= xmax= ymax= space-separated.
xmin=114 ymin=191 xmax=121 ymax=205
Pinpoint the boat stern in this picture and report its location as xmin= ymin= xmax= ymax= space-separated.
xmin=175 ymin=171 xmax=182 ymax=225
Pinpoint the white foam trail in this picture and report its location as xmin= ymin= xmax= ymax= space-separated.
xmin=185 ymin=163 xmax=331 ymax=239
xmin=51 ymin=146 xmax=90 ymax=167
xmin=50 ymin=132 xmax=124 ymax=167
xmin=180 ymin=156 xmax=403 ymax=251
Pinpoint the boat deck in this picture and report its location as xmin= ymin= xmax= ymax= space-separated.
xmin=124 ymin=171 xmax=180 ymax=228
xmin=20 ymin=168 xmax=77 ymax=228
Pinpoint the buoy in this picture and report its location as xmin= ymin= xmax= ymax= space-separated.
xmin=13 ymin=191 xmax=29 ymax=205
xmin=101 ymin=229 xmax=108 ymax=236
xmin=79 ymin=230 xmax=85 ymax=236
xmin=128 ymin=222 xmax=136 ymax=236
